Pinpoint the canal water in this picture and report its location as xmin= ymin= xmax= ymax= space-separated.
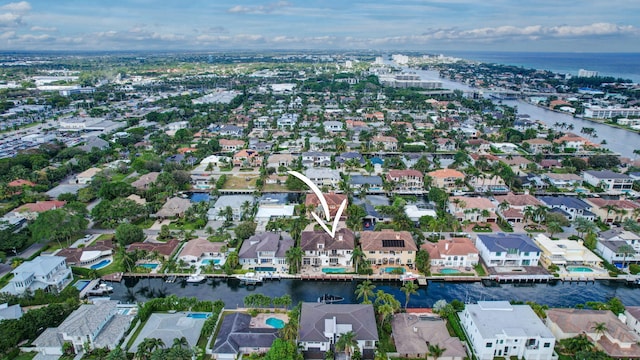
xmin=109 ymin=278 xmax=639 ymax=308
xmin=412 ymin=68 xmax=640 ymax=158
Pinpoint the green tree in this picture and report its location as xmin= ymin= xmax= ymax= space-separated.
xmin=264 ymin=338 xmax=302 ymax=360
xmin=428 ymin=344 xmax=446 ymax=360
xmin=401 ymin=281 xmax=419 ymax=309
xmin=285 ymin=246 xmax=303 ymax=274
xmin=234 ymin=221 xmax=257 ymax=241
xmin=335 ymin=331 xmax=358 ymax=360
xmin=355 ymin=280 xmax=376 ymax=304
xmin=115 ymin=223 xmax=144 ymax=246
xmin=415 ymin=249 xmax=431 ymax=275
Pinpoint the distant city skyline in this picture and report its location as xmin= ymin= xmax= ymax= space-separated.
xmin=0 ymin=0 xmax=639 ymax=52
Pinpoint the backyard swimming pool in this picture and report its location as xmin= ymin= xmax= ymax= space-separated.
xmin=384 ymin=267 xmax=405 ymax=274
xmin=187 ymin=313 xmax=210 ymax=319
xmin=266 ymin=317 xmax=285 ymax=329
xmin=139 ymin=263 xmax=159 ymax=269
xmin=322 ymin=268 xmax=346 ymax=274
xmin=567 ymin=266 xmax=594 ymax=273
xmin=74 ymin=280 xmax=91 ymax=291
xmin=90 ymin=259 xmax=111 ymax=270
xmin=202 ymin=259 xmax=221 ymax=265
xmin=254 ymin=266 xmax=276 ymax=272
xmin=439 ymin=268 xmax=461 ymax=274
xmin=189 ymin=193 xmax=210 ymax=203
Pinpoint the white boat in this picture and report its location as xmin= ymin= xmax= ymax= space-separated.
xmin=400 ymin=272 xmax=417 ymax=281
xmin=236 ymin=272 xmax=263 ymax=284
xmin=186 ymin=274 xmax=205 ymax=283
xmin=87 ymin=283 xmax=114 ymax=296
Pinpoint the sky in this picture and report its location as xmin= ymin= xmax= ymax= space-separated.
xmin=0 ymin=0 xmax=639 ymax=52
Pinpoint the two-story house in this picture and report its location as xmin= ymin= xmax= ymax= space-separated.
xmin=304 ymin=168 xmax=341 ymax=189
xmin=537 ymin=196 xmax=596 ymax=221
xmin=360 ymin=230 xmax=417 ymax=266
xmin=371 ymin=135 xmax=398 ymax=151
xmin=460 ymin=301 xmax=557 ymax=360
xmin=386 ymin=169 xmax=424 ymax=194
xmin=302 ymin=152 xmax=332 ymax=167
xmin=349 ymin=175 xmax=384 ymax=194
xmin=583 ymin=170 xmax=633 ymax=192
xmin=220 ymin=139 xmax=245 ymax=152
xmin=277 ymin=113 xmax=299 ymax=129
xmin=584 ymin=198 xmax=640 ymax=223
xmin=1 ymin=256 xmax=73 ymax=295
xmin=448 ymin=196 xmax=497 ymax=223
xmin=323 ymin=120 xmax=343 ymax=133
xmin=421 ymin=237 xmax=480 ymax=268
xmin=300 ymin=229 xmax=355 ymax=267
xmin=238 ymin=232 xmax=294 ymax=269
xmin=427 ymin=169 xmax=465 ymax=192
xmin=475 ymin=233 xmax=541 ymax=267
xmin=298 ymin=303 xmax=378 ymax=359
xmin=305 ymin=193 xmax=348 ymax=219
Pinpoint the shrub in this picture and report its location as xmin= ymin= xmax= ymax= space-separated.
xmin=630 ymin=264 xmax=640 ymax=275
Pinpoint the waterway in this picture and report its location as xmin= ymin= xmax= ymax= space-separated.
xmin=108 ymin=277 xmax=639 ymax=308
xmin=411 ymin=68 xmax=640 ymax=158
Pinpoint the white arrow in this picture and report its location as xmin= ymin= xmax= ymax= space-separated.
xmin=288 ymin=170 xmax=346 ymax=238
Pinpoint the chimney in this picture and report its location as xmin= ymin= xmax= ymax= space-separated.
xmin=338 ymin=234 xmax=344 ymax=241
xmin=445 ymin=242 xmax=449 ymax=251
xmin=396 ymin=234 xmax=400 ymax=240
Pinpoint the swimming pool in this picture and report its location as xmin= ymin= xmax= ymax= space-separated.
xmin=266 ymin=317 xmax=285 ymax=329
xmin=254 ymin=266 xmax=276 ymax=272
xmin=190 ymin=193 xmax=210 ymax=203
xmin=90 ymin=259 xmax=111 ymax=270
xmin=202 ymin=259 xmax=221 ymax=265
xmin=567 ymin=266 xmax=594 ymax=273
xmin=139 ymin=263 xmax=159 ymax=269
xmin=440 ymin=268 xmax=461 ymax=274
xmin=187 ymin=313 xmax=210 ymax=319
xmin=384 ymin=267 xmax=405 ymax=274
xmin=322 ymin=268 xmax=346 ymax=274
xmin=74 ymin=280 xmax=91 ymax=291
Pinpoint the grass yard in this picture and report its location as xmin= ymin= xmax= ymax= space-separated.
xmin=223 ymin=175 xmax=258 ymax=189
xmin=262 ymin=183 xmax=287 ymax=192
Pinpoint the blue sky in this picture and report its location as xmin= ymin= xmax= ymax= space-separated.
xmin=0 ymin=0 xmax=639 ymax=52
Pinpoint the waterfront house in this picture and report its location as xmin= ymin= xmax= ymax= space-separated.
xmin=583 ymin=170 xmax=633 ymax=192
xmin=460 ymin=301 xmax=556 ymax=360
xmin=584 ymin=198 xmax=640 ymax=223
xmin=31 ymin=300 xmax=134 ymax=355
xmin=300 ymin=229 xmax=355 ymax=267
xmin=238 ymin=232 xmax=294 ymax=269
xmin=56 ymin=239 xmax=114 ymax=267
xmin=371 ymin=135 xmax=398 ymax=151
xmin=522 ymin=138 xmax=552 ymax=154
xmin=14 ymin=200 xmax=66 ymax=220
xmin=302 ymin=152 xmax=332 ymax=168
xmin=387 ymin=169 xmax=425 ymax=194
xmin=208 ymin=195 xmax=254 ymax=221
xmin=542 ymin=173 xmax=583 ymax=188
xmin=537 ymin=196 xmax=595 ymax=221
xmin=391 ymin=313 xmax=466 ymax=360
xmin=427 ymin=169 xmax=464 ymax=192
xmin=1 ymin=256 xmax=73 ymax=296
xmin=623 ymin=306 xmax=640 ymax=336
xmin=233 ymin=149 xmax=263 ymax=167
xmin=127 ymin=239 xmax=180 ymax=259
xmin=350 ymin=175 xmax=384 ymax=194
xmin=220 ymin=139 xmax=245 ymax=152
xmin=421 ymin=237 xmax=480 ymax=268
xmin=266 ymin=153 xmax=295 ymax=169
xmin=178 ymin=238 xmax=225 ymax=265
xmin=211 ymin=312 xmax=279 ymax=359
xmin=360 ymin=229 xmax=417 ymax=266
xmin=298 ymin=303 xmax=378 ymax=359
xmin=546 ymin=308 xmax=640 ymax=359
xmin=595 ymin=228 xmax=640 ymax=268
xmin=533 ymin=234 xmax=601 ymax=268
xmin=475 ymin=233 xmax=541 ymax=267
xmin=304 ymin=168 xmax=341 ymax=189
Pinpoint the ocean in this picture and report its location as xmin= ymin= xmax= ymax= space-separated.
xmin=438 ymin=51 xmax=640 ymax=83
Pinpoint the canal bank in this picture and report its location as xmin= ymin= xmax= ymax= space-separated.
xmin=106 ymin=276 xmax=640 ymax=308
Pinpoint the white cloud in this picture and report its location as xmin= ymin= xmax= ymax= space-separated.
xmin=30 ymin=26 xmax=56 ymax=32
xmin=0 ymin=12 xmax=23 ymax=27
xmin=0 ymin=1 xmax=31 ymax=12
xmin=228 ymin=1 xmax=291 ymax=14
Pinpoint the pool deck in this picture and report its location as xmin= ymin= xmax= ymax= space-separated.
xmin=250 ymin=313 xmax=289 ymax=329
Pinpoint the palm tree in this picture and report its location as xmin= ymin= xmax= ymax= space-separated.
xmin=335 ymin=331 xmax=358 ymax=360
xmin=285 ymin=246 xmax=304 ymax=274
xmin=350 ymin=247 xmax=366 ymax=274
xmin=172 ymin=336 xmax=188 ymax=349
xmin=618 ymin=244 xmax=636 ymax=270
xmin=401 ymin=281 xmax=418 ymax=309
xmin=428 ymin=344 xmax=446 ymax=360
xmin=355 ymin=280 xmax=376 ymax=304
xmin=559 ymin=334 xmax=594 ymax=355
xmin=574 ymin=217 xmax=597 ymax=238
xmin=591 ymin=321 xmax=607 ymax=340
xmin=602 ymin=204 xmax=619 ymax=223
xmin=546 ymin=221 xmax=563 ymax=238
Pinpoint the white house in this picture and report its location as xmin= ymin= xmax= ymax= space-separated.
xmin=300 ymin=229 xmax=355 ymax=267
xmin=323 ymin=120 xmax=343 ymax=133
xmin=298 ymin=303 xmax=378 ymax=358
xmin=475 ymin=233 xmax=541 ymax=267
xmin=208 ymin=195 xmax=254 ymax=221
xmin=460 ymin=301 xmax=557 ymax=360
xmin=31 ymin=300 xmax=135 ymax=355
xmin=583 ymin=170 xmax=633 ymax=192
xmin=238 ymin=232 xmax=294 ymax=269
xmin=304 ymin=168 xmax=341 ymax=189
xmin=277 ymin=113 xmax=299 ymax=129
xmin=1 ymin=256 xmax=73 ymax=295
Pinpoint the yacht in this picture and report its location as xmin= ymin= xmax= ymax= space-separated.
xmin=400 ymin=272 xmax=417 ymax=281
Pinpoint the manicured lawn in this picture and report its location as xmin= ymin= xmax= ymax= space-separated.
xmin=8 ymin=352 xmax=36 ymax=360
xmin=223 ymin=175 xmax=258 ymax=189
